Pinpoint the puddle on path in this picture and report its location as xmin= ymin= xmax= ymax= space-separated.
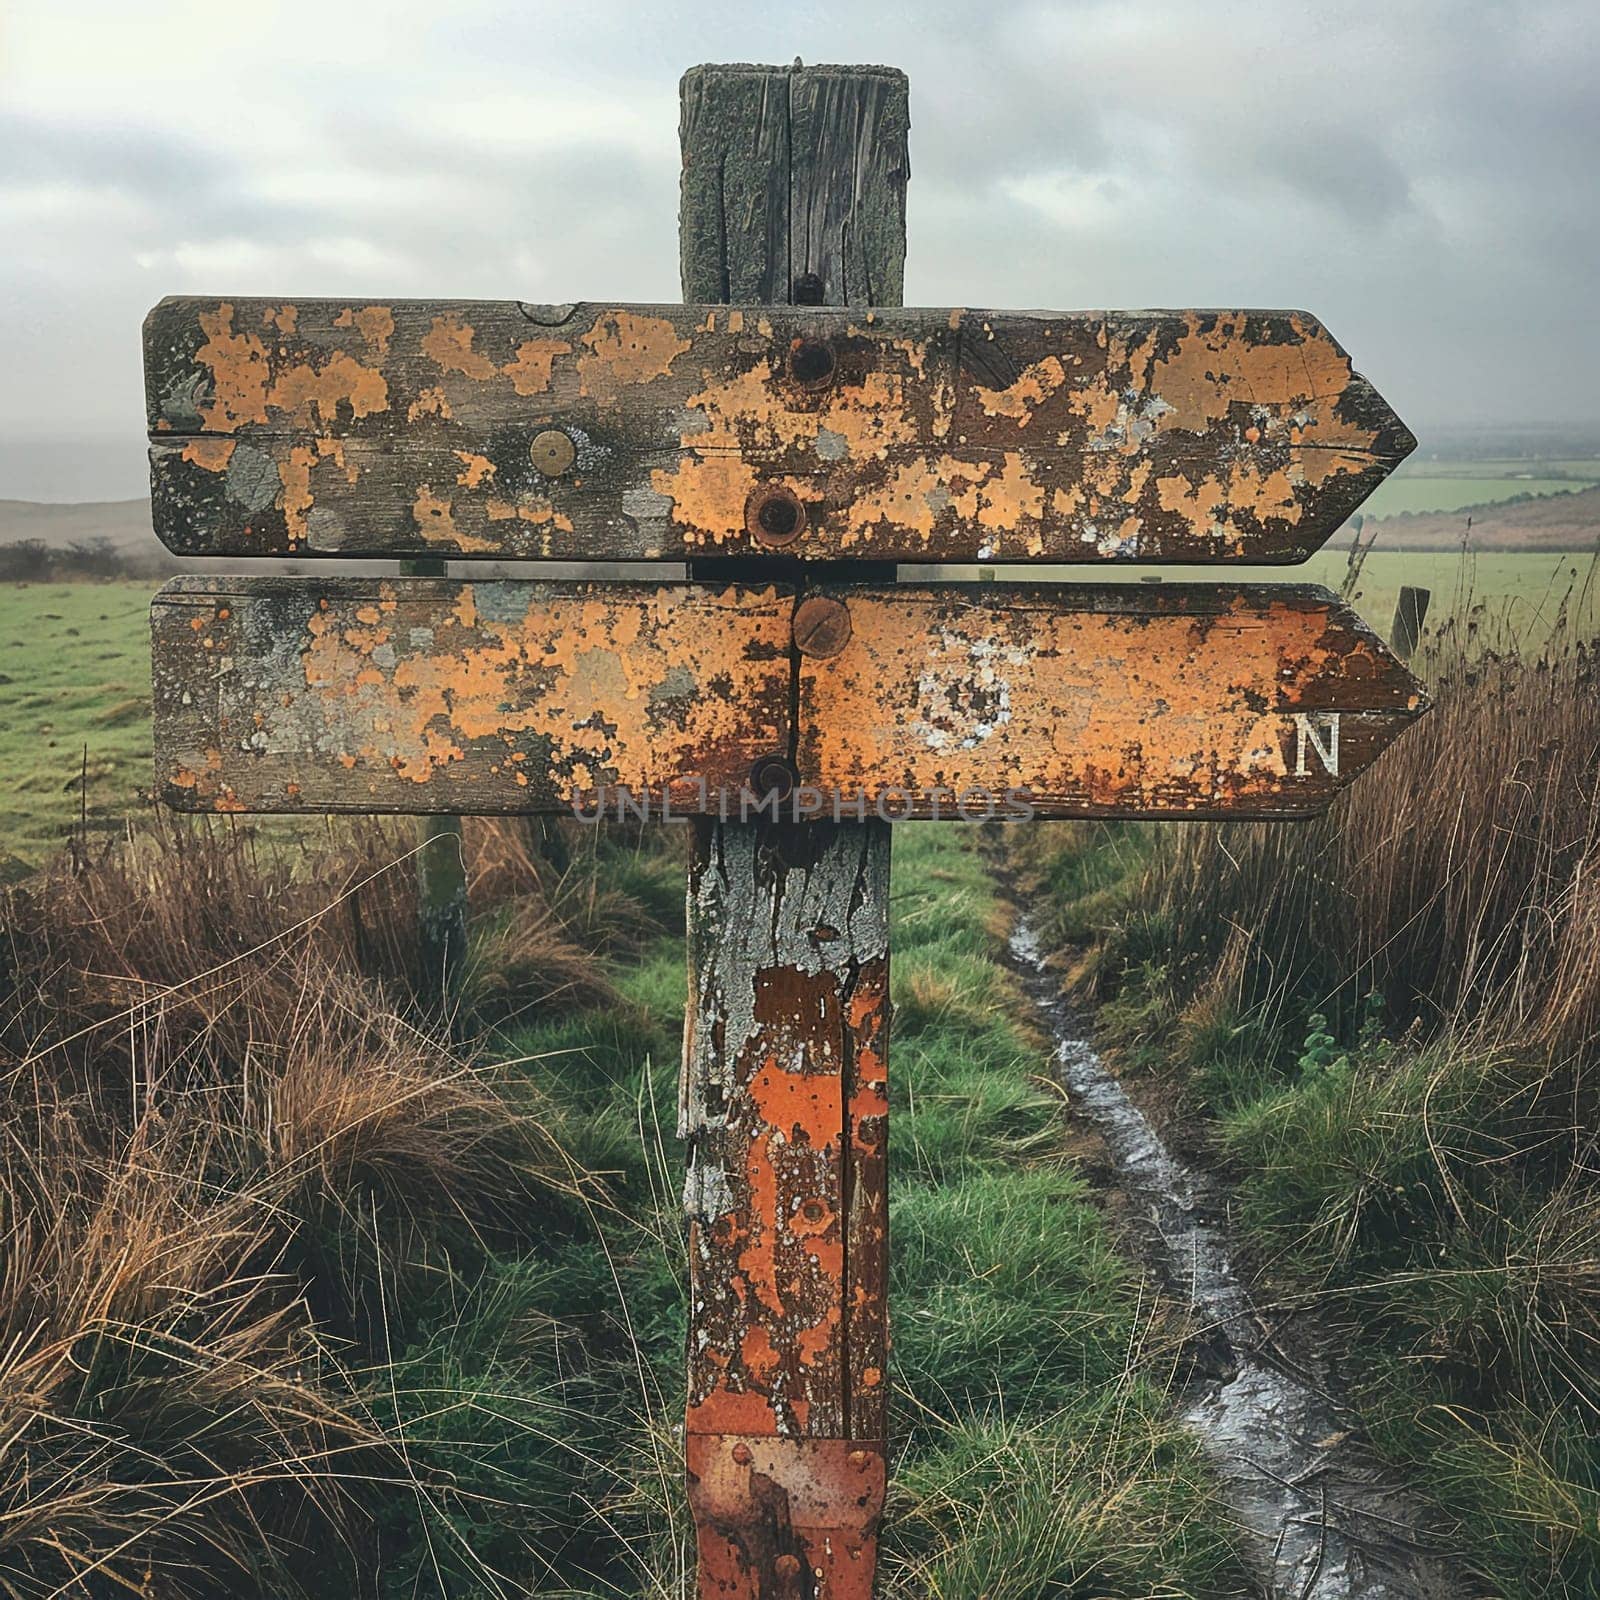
xmin=1009 ymin=917 xmax=1475 ymax=1600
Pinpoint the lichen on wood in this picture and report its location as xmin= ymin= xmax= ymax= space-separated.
xmin=144 ymin=296 xmax=1413 ymax=566
xmin=149 ymin=576 xmax=792 ymax=814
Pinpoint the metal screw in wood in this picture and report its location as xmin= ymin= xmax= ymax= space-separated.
xmin=792 ymin=595 xmax=852 ymax=658
xmin=530 ymin=429 xmax=577 ymax=477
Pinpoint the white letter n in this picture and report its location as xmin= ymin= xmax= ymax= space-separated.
xmin=1294 ymin=712 xmax=1340 ymax=778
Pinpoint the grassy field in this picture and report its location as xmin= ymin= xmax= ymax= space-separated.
xmin=0 ymin=580 xmax=152 ymax=868
xmin=1014 ymin=610 xmax=1600 ymax=1595
xmin=1358 ymin=455 xmax=1600 ymax=519
xmin=931 ymin=548 xmax=1600 ymax=642
xmin=0 ymin=813 xmax=1246 ymax=1597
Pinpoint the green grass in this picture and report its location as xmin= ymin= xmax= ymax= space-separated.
xmin=0 ymin=580 xmax=152 ymax=866
xmin=366 ymin=825 xmax=1244 ymax=1597
xmin=1359 ymin=474 xmax=1594 ymax=517
xmin=1356 ymin=454 xmax=1600 ymax=517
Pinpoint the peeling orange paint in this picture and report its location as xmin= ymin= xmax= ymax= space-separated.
xmin=181 ymin=438 xmax=235 ymax=471
xmin=151 ymin=299 xmax=1406 ymax=563
xmin=505 ymin=337 xmax=572 ymax=396
xmin=454 ymin=451 xmax=495 ymax=489
xmin=421 ymin=312 xmax=498 ymax=380
xmin=407 ymin=386 xmax=452 ymax=422
xmin=157 ymin=581 xmax=790 ymax=806
xmin=194 ymin=304 xmax=270 ymax=431
xmin=798 ymin=587 xmax=1424 ymax=814
xmin=576 ymin=309 xmax=690 ymax=403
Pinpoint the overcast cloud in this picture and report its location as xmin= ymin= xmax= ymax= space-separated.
xmin=2 ymin=0 xmax=1595 ymax=500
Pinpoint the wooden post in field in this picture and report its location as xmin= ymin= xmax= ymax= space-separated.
xmin=676 ymin=63 xmax=902 ymax=1593
xmin=1391 ymin=583 xmax=1430 ymax=660
xmin=399 ymin=556 xmax=467 ymax=1007
xmin=141 ymin=67 xmax=1427 ymax=1588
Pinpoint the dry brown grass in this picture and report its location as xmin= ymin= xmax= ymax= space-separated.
xmin=1142 ymin=631 xmax=1600 ymax=1061
xmin=1045 ymin=582 xmax=1600 ymax=1588
xmin=0 ymin=818 xmax=613 ymax=1598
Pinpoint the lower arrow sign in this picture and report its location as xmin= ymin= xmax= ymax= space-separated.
xmin=797 ymin=583 xmax=1427 ymax=819
xmin=800 ymin=582 xmax=1427 ymax=819
xmin=150 ymin=578 xmax=1425 ymax=820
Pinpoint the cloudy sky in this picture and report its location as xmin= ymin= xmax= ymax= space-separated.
xmin=2 ymin=0 xmax=1595 ymax=500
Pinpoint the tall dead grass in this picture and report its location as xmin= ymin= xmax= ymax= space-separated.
xmin=1144 ymin=625 xmax=1600 ymax=1062
xmin=1071 ymin=568 xmax=1600 ymax=1586
xmin=0 ymin=817 xmax=617 ymax=1597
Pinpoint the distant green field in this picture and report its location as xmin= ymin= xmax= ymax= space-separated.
xmin=1361 ymin=476 xmax=1592 ymax=517
xmin=1359 ymin=456 xmax=1600 ymax=519
xmin=939 ymin=549 xmax=1599 ymax=645
xmin=1400 ymin=457 xmax=1600 ymax=479
xmin=2 ymin=555 xmax=1596 ymax=864
xmin=0 ymin=582 xmax=152 ymax=867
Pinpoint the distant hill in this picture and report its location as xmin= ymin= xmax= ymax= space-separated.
xmin=1353 ymin=485 xmax=1600 ymax=552
xmin=0 ymin=499 xmax=162 ymax=562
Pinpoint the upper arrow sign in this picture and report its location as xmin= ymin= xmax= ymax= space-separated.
xmin=144 ymin=299 xmax=1413 ymax=565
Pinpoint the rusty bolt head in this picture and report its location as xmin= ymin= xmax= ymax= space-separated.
xmin=746 ymin=484 xmax=807 ymax=546
xmin=788 ymin=337 xmax=836 ymax=388
xmin=792 ymin=596 xmax=852 ymax=659
xmin=848 ymin=1448 xmax=872 ymax=1472
xmin=773 ymin=1556 xmax=803 ymax=1580
xmin=530 ymin=428 xmax=577 ymax=477
xmin=731 ymin=1442 xmax=753 ymax=1466
xmin=749 ymin=754 xmax=798 ymax=802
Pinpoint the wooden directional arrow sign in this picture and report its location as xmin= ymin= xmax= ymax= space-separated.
xmin=144 ymin=298 xmax=1413 ymax=565
xmin=150 ymin=578 xmax=1426 ymax=819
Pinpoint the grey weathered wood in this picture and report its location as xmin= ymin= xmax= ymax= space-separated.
xmin=790 ymin=67 xmax=909 ymax=308
xmin=680 ymin=66 xmax=792 ymax=305
xmin=143 ymin=294 xmax=1411 ymax=565
xmin=678 ymin=61 xmax=899 ymax=1596
xmin=149 ymin=576 xmax=793 ymax=815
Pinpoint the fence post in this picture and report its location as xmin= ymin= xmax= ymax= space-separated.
xmin=1391 ymin=584 xmax=1431 ymax=660
xmin=399 ymin=556 xmax=467 ymax=1007
xmin=677 ymin=61 xmax=903 ymax=1596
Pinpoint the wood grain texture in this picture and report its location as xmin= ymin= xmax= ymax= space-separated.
xmin=681 ymin=821 xmax=890 ymax=1443
xmin=680 ymin=62 xmax=907 ymax=310
xmin=150 ymin=576 xmax=792 ymax=814
xmin=798 ymin=582 xmax=1428 ymax=818
xmin=144 ymin=296 xmax=1412 ymax=565
xmin=678 ymin=62 xmax=898 ymax=1599
xmin=149 ymin=577 xmax=1425 ymax=820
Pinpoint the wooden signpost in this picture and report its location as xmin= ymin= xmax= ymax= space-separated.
xmin=142 ymin=60 xmax=1426 ymax=1597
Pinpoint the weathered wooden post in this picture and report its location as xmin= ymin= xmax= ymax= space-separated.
xmin=140 ymin=57 xmax=1427 ymax=1594
xmin=676 ymin=63 xmax=904 ymax=1593
xmin=1391 ymin=583 xmax=1430 ymax=659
